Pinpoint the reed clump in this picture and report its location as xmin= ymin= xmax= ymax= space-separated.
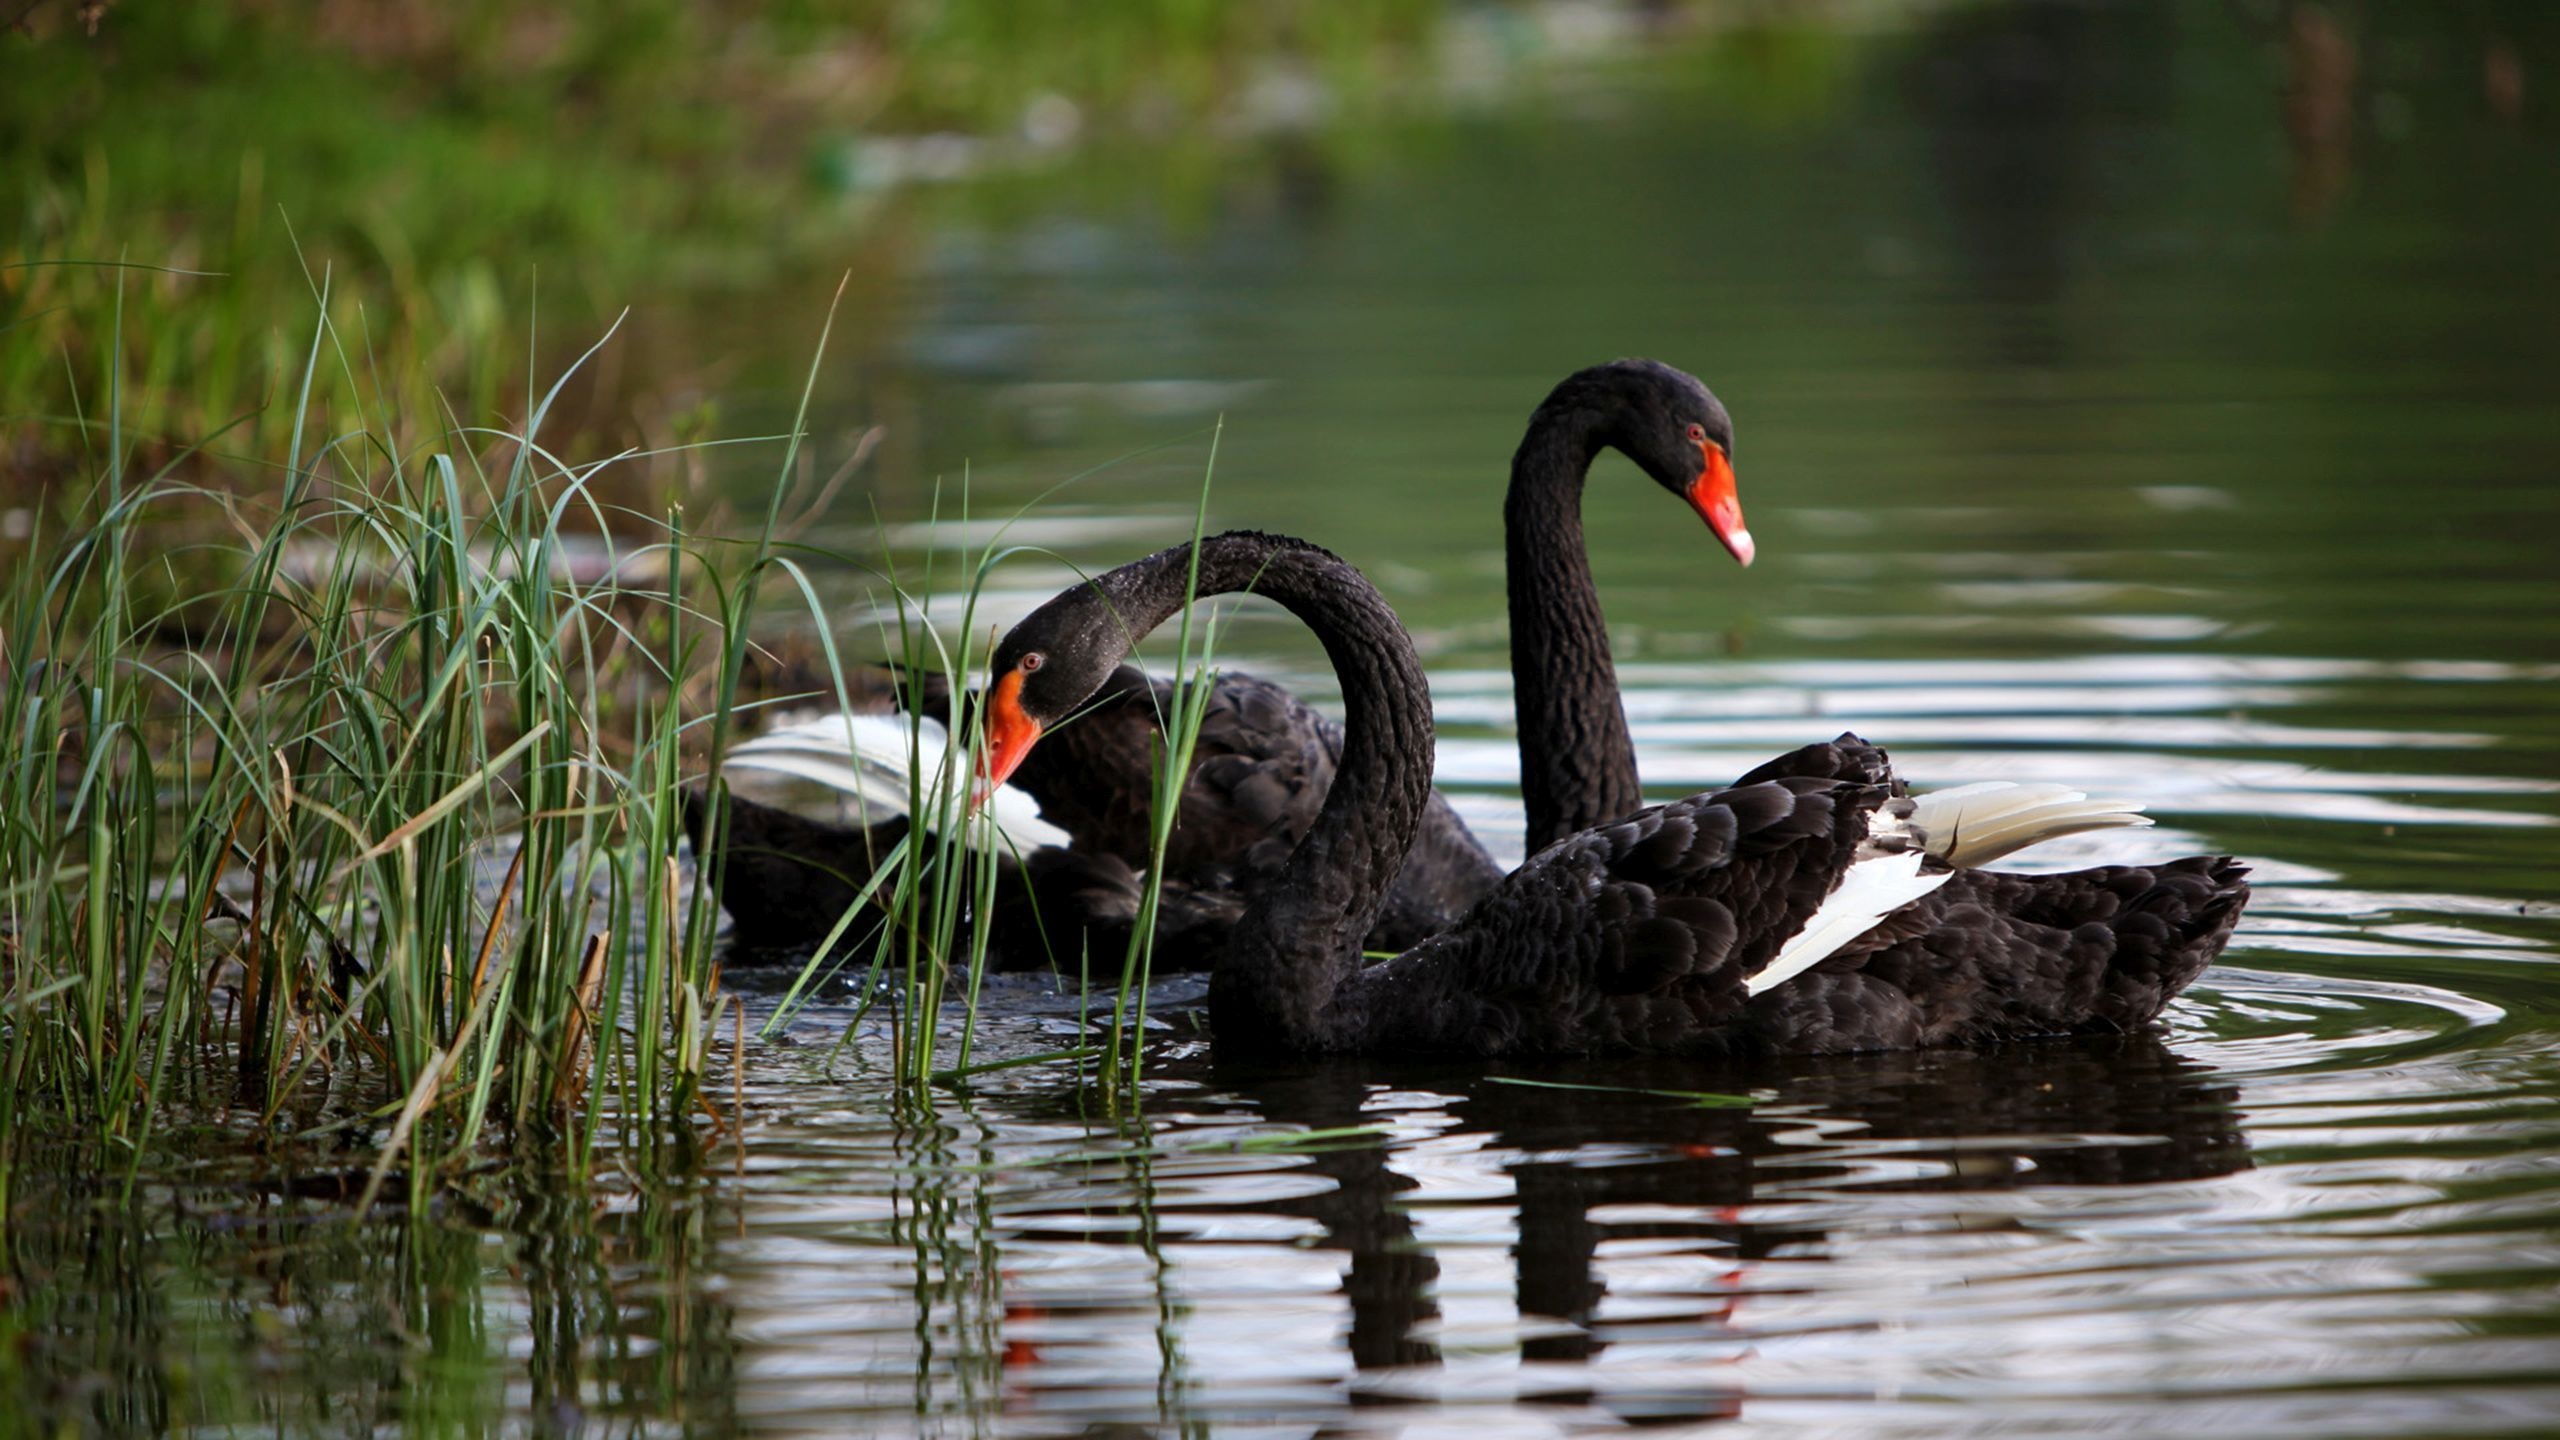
xmin=0 ymin=259 xmax=1228 ymax=1214
xmin=0 ymin=264 xmax=846 ymax=1205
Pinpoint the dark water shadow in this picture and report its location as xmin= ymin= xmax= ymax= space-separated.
xmin=1190 ymin=1034 xmax=2250 ymax=1415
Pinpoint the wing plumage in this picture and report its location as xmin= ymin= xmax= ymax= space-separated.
xmin=1745 ymin=848 xmax=1953 ymax=997
xmin=1910 ymin=781 xmax=2151 ymax=868
xmin=721 ymin=712 xmax=1072 ymax=854
xmin=1734 ymin=735 xmax=2149 ymax=869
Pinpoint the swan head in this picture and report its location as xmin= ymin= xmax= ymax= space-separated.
xmin=1547 ymin=359 xmax=1753 ymax=568
xmin=977 ymin=661 xmax=1045 ymax=801
xmin=978 ymin=576 xmax=1134 ymax=796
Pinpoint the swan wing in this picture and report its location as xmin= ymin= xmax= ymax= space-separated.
xmin=723 ymin=713 xmax=937 ymax=815
xmin=1727 ymin=734 xmax=2147 ymax=868
xmin=721 ymin=712 xmax=1071 ymax=853
xmin=1911 ymin=780 xmax=2150 ymax=868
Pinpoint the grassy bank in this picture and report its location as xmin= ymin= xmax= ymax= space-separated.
xmin=0 ymin=0 xmax=1460 ymax=496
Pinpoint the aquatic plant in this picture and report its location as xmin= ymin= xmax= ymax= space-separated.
xmin=0 ymin=254 xmax=1232 ymax=1218
xmin=0 ymin=263 xmax=820 ymax=1202
xmin=735 ymin=434 xmax=1234 ymax=1100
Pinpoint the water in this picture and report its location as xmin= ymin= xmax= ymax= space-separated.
xmin=18 ymin=4 xmax=2560 ymax=1434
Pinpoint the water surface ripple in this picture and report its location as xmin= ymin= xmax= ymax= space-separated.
xmin=657 ymin=604 xmax=2560 ymax=1434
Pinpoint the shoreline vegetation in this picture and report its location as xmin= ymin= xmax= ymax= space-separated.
xmin=2 ymin=0 xmax=1891 ymax=498
xmin=6 ymin=292 xmax=842 ymax=1200
xmin=0 ymin=280 xmax=808 ymax=1204
xmin=0 ymin=263 xmax=1226 ymax=1229
xmin=0 ymin=0 xmax=1489 ymax=493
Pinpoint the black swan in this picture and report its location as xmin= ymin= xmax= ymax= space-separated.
xmin=694 ymin=359 xmax=1759 ymax=961
xmin=980 ymin=530 xmax=2252 ymax=1056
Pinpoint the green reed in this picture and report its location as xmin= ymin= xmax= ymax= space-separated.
xmin=0 ymin=262 xmax=837 ymax=1203
xmin=728 ymin=438 xmax=1232 ymax=1101
xmin=1099 ymin=422 xmax=1227 ymax=1095
xmin=740 ymin=483 xmax=1102 ymax=1089
xmin=0 ymin=250 xmax=1237 ymax=1215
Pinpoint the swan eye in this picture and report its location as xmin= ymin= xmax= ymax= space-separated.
xmin=1019 ymin=652 xmax=1045 ymax=674
xmin=1686 ymin=423 xmax=1708 ymax=444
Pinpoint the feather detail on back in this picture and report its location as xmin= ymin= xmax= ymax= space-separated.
xmin=1910 ymin=781 xmax=2150 ymax=869
xmin=721 ymin=712 xmax=1073 ymax=854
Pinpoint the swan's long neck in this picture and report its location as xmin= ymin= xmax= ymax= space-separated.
xmin=1094 ymin=534 xmax=1434 ymax=1049
xmin=1507 ymin=410 xmax=1639 ymax=854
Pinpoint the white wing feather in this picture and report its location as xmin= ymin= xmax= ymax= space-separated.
xmin=1910 ymin=781 xmax=2149 ymax=869
xmin=1744 ymin=849 xmax=1953 ymax=997
xmin=1740 ymin=775 xmax=2150 ymax=1000
xmin=724 ymin=713 xmax=944 ymax=815
xmin=721 ymin=712 xmax=1072 ymax=854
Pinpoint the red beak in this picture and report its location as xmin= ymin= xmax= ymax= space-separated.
xmin=975 ymin=667 xmax=1042 ymax=809
xmin=1684 ymin=441 xmax=1754 ymax=567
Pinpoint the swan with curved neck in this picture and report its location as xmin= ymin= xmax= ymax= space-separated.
xmin=985 ymin=531 xmax=2250 ymax=1056
xmin=974 ymin=359 xmax=1753 ymax=859
xmin=1505 ymin=359 xmax=1748 ymax=851
xmin=704 ymin=360 xmax=1756 ymax=960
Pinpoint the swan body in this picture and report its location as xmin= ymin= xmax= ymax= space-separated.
xmin=1329 ymin=759 xmax=2241 ymax=1056
xmin=981 ymin=532 xmax=2251 ymax=1058
xmin=689 ymin=665 xmax=1502 ymax=963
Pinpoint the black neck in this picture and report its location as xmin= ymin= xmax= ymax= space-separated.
xmin=1091 ymin=533 xmax=1436 ymax=1046
xmin=1506 ymin=407 xmax=1639 ymax=854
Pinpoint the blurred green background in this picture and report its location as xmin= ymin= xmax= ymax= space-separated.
xmin=1 ymin=0 xmax=1476 ymax=488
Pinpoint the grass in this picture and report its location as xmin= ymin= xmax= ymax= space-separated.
xmin=1483 ymin=1075 xmax=1754 ymax=1108
xmin=727 ymin=433 xmax=1235 ymax=1101
xmin=0 ymin=0 xmax=1476 ymax=499
xmin=0 ymin=241 xmax=1245 ymax=1224
xmin=0 ymin=258 xmax=822 ymax=1207
xmin=1100 ymin=423 xmax=1229 ymax=1090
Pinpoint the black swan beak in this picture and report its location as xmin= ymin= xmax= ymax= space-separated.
xmin=1685 ymin=441 xmax=1754 ymax=567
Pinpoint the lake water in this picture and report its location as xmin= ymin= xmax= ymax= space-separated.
xmin=19 ymin=4 xmax=2560 ymax=1434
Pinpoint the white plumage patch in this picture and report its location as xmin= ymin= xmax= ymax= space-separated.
xmin=720 ymin=712 xmax=1072 ymax=854
xmin=1743 ymin=848 xmax=1953 ymax=997
xmin=1740 ymin=778 xmax=2152 ymax=998
xmin=1909 ymin=781 xmax=2149 ymax=869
